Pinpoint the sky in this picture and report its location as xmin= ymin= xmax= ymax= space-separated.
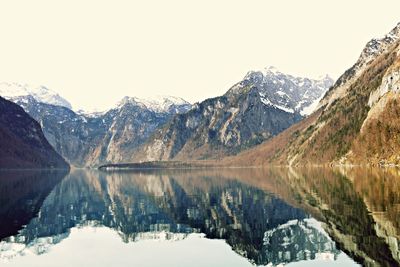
xmin=0 ymin=0 xmax=400 ymax=111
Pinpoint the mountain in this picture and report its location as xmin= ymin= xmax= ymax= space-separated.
xmin=1 ymin=70 xmax=329 ymax=166
xmin=10 ymin=95 xmax=191 ymax=167
xmin=116 ymin=95 xmax=192 ymax=114
xmin=238 ymin=66 xmax=333 ymax=115
xmin=0 ymin=96 xmax=69 ymax=169
xmin=87 ymin=96 xmax=191 ymax=165
xmin=227 ymin=22 xmax=400 ymax=166
xmin=0 ymin=82 xmax=72 ymax=109
xmin=128 ymin=68 xmax=333 ymax=162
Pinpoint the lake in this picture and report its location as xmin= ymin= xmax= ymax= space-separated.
xmin=0 ymin=167 xmax=399 ymax=266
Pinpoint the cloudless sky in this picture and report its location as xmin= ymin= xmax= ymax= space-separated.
xmin=0 ymin=0 xmax=399 ymax=110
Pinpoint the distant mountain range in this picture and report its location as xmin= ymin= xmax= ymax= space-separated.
xmin=227 ymin=22 xmax=400 ymax=166
xmin=116 ymin=69 xmax=332 ymax=162
xmin=6 ymin=22 xmax=399 ymax=167
xmin=0 ymin=67 xmax=331 ymax=167
xmin=5 ymin=95 xmax=191 ymax=167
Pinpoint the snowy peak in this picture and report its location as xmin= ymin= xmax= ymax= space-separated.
xmin=261 ymin=65 xmax=281 ymax=76
xmin=76 ymin=108 xmax=108 ymax=118
xmin=116 ymin=95 xmax=192 ymax=114
xmin=319 ymin=22 xmax=400 ymax=110
xmin=0 ymin=82 xmax=72 ymax=109
xmin=262 ymin=218 xmax=339 ymax=265
xmin=236 ymin=67 xmax=334 ymax=115
xmin=357 ymin=22 xmax=400 ymax=69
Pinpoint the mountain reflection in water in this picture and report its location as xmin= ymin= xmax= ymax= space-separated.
xmin=0 ymin=167 xmax=399 ymax=266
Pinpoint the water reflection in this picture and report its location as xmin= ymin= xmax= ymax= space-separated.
xmin=274 ymin=167 xmax=400 ymax=267
xmin=0 ymin=170 xmax=67 ymax=239
xmin=0 ymin=167 xmax=398 ymax=266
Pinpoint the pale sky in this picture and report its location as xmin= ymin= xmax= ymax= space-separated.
xmin=1 ymin=0 xmax=400 ymax=111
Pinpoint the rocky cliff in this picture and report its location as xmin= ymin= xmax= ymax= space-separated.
xmin=130 ymin=68 xmax=332 ymax=162
xmin=0 ymin=97 xmax=69 ymax=169
xmin=228 ymin=22 xmax=400 ymax=166
xmin=8 ymin=95 xmax=191 ymax=167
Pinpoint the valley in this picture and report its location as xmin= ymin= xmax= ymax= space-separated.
xmin=3 ymin=24 xmax=400 ymax=169
xmin=0 ymin=68 xmax=332 ymax=168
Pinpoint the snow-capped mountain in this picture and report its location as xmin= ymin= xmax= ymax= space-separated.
xmin=1 ymin=68 xmax=330 ymax=166
xmin=262 ymin=218 xmax=339 ymax=265
xmin=231 ymin=66 xmax=333 ymax=115
xmin=320 ymin=22 xmax=400 ymax=109
xmin=0 ymin=82 xmax=72 ymax=109
xmin=231 ymin=22 xmax=400 ymax=166
xmin=357 ymin=22 xmax=400 ymax=71
xmin=11 ymin=94 xmax=192 ymax=167
xmin=128 ymin=67 xmax=333 ymax=162
xmin=116 ymin=95 xmax=191 ymax=114
xmin=75 ymin=96 xmax=191 ymax=118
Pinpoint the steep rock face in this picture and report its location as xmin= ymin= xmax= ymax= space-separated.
xmin=228 ymin=22 xmax=400 ymax=166
xmin=10 ymin=96 xmax=191 ymax=167
xmin=235 ymin=66 xmax=333 ymax=115
xmin=11 ymin=95 xmax=110 ymax=167
xmin=131 ymin=68 xmax=332 ymax=161
xmin=286 ymin=23 xmax=400 ymax=166
xmin=87 ymin=97 xmax=191 ymax=165
xmin=0 ymin=97 xmax=69 ymax=169
xmin=2 ymin=70 xmax=329 ymax=165
xmin=319 ymin=23 xmax=400 ymax=110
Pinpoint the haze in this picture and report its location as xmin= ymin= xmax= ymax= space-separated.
xmin=1 ymin=0 xmax=399 ymax=111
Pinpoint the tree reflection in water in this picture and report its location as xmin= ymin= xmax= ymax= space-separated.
xmin=0 ymin=167 xmax=398 ymax=266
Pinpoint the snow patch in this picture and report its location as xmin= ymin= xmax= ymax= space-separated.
xmin=0 ymin=82 xmax=72 ymax=109
xmin=115 ymin=95 xmax=191 ymax=114
xmin=300 ymin=94 xmax=324 ymax=116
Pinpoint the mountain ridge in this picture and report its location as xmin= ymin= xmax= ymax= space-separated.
xmin=225 ymin=22 xmax=400 ymax=166
xmin=0 ymin=82 xmax=72 ymax=109
xmin=126 ymin=68 xmax=332 ymax=162
xmin=229 ymin=66 xmax=333 ymax=115
xmin=8 ymin=95 xmax=191 ymax=167
xmin=1 ymin=67 xmax=330 ymax=167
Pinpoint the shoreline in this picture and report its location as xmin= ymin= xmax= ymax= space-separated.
xmin=97 ymin=160 xmax=400 ymax=171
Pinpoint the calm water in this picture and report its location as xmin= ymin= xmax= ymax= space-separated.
xmin=0 ymin=167 xmax=399 ymax=266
